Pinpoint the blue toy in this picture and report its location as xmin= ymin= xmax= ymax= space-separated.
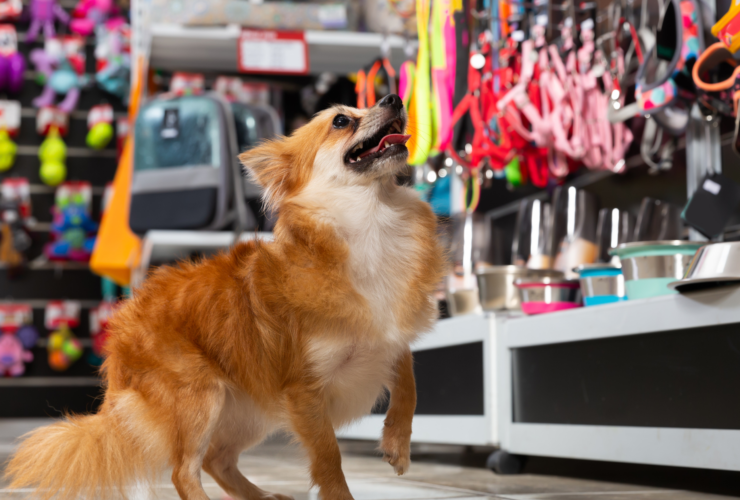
xmin=44 ymin=192 xmax=98 ymax=261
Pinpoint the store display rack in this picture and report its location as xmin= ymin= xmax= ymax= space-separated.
xmin=496 ymin=284 xmax=740 ymax=472
xmin=343 ymin=285 xmax=740 ymax=473
xmin=0 ymin=9 xmax=124 ymax=418
xmin=149 ymin=24 xmax=415 ymax=75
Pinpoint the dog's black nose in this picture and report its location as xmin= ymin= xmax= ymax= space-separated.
xmin=378 ymin=94 xmax=403 ymax=111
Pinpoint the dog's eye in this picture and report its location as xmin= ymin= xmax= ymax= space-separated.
xmin=333 ymin=115 xmax=351 ymax=129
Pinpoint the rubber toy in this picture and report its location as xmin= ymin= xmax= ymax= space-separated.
xmin=39 ymin=127 xmax=67 ymax=186
xmin=0 ymin=130 xmax=17 ymax=172
xmin=86 ymin=121 xmax=113 ymax=149
xmin=27 ymin=0 xmax=70 ymax=42
xmin=0 ymin=47 xmax=25 ymax=95
xmin=44 ymin=191 xmax=98 ymax=261
xmin=47 ymin=324 xmax=82 ymax=371
xmin=70 ymin=0 xmax=120 ymax=36
xmin=0 ymin=331 xmax=33 ymax=376
xmin=31 ymin=49 xmax=85 ymax=113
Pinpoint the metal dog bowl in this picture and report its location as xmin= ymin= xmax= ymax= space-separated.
xmin=609 ymin=241 xmax=703 ymax=299
xmin=476 ymin=266 xmax=564 ymax=311
xmin=669 ymin=242 xmax=740 ymax=292
xmin=574 ymin=263 xmax=627 ymax=306
xmin=514 ymin=277 xmax=582 ymax=315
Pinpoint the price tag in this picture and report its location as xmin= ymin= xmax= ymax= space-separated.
xmin=238 ymin=30 xmax=309 ymax=75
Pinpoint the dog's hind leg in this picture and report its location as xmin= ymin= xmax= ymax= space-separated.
xmin=169 ymin=380 xmax=226 ymax=500
xmin=203 ymin=446 xmax=293 ymax=500
xmin=202 ymin=390 xmax=293 ymax=500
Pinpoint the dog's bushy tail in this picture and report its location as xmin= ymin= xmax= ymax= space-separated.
xmin=5 ymin=410 xmax=161 ymax=500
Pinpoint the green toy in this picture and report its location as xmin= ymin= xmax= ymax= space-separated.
xmin=0 ymin=130 xmax=17 ymax=172
xmin=39 ymin=127 xmax=67 ymax=186
xmin=86 ymin=122 xmax=113 ymax=149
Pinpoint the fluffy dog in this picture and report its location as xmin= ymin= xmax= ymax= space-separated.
xmin=5 ymin=94 xmax=445 ymax=500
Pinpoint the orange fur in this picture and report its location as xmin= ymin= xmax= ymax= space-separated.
xmin=5 ymin=98 xmax=446 ymax=500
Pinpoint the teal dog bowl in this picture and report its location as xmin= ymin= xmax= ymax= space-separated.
xmin=574 ymin=263 xmax=627 ymax=306
xmin=609 ymin=241 xmax=704 ymax=299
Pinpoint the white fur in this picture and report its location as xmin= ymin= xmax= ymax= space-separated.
xmin=296 ymin=142 xmax=432 ymax=428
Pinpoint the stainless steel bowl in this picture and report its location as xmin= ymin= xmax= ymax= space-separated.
xmin=610 ymin=240 xmax=704 ymax=281
xmin=514 ymin=277 xmax=582 ymax=304
xmin=446 ymin=289 xmax=480 ymax=316
xmin=669 ymin=242 xmax=740 ymax=292
xmin=476 ymin=266 xmax=564 ymax=311
xmin=574 ymin=263 xmax=626 ymax=299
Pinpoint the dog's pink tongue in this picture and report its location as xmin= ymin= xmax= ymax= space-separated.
xmin=358 ymin=134 xmax=411 ymax=159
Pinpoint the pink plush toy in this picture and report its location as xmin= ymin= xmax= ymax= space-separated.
xmin=0 ymin=332 xmax=33 ymax=377
xmin=70 ymin=0 xmax=120 ymax=36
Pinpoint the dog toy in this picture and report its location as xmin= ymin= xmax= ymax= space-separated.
xmin=0 ymin=0 xmax=22 ymax=21
xmin=70 ymin=0 xmax=120 ymax=36
xmin=44 ymin=184 xmax=98 ymax=261
xmin=0 ymin=331 xmax=33 ymax=376
xmin=27 ymin=0 xmax=70 ymax=42
xmin=0 ymin=305 xmax=36 ymax=376
xmin=0 ymin=130 xmax=17 ymax=172
xmin=87 ymin=103 xmax=114 ymax=149
xmin=31 ymin=38 xmax=87 ymax=113
xmin=88 ymin=296 xmax=116 ymax=364
xmin=39 ymin=127 xmax=67 ymax=186
xmin=0 ymin=25 xmax=24 ymax=94
xmin=0 ymin=201 xmax=31 ymax=278
xmin=94 ymin=23 xmax=130 ymax=103
xmin=47 ymin=324 xmax=82 ymax=371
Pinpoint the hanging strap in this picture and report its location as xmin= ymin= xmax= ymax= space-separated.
xmin=356 ymin=69 xmax=368 ymax=109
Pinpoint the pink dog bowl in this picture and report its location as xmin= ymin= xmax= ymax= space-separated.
xmin=515 ymin=278 xmax=582 ymax=315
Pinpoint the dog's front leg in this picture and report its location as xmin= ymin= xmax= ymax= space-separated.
xmin=286 ymin=386 xmax=354 ymax=500
xmin=380 ymin=347 xmax=415 ymax=475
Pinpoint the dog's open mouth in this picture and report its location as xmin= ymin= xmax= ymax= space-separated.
xmin=345 ymin=118 xmax=410 ymax=166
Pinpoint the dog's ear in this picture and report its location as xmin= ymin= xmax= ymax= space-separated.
xmin=239 ymin=120 xmax=326 ymax=208
xmin=239 ymin=138 xmax=296 ymax=209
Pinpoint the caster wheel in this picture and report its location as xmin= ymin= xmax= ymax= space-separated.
xmin=487 ymin=450 xmax=526 ymax=475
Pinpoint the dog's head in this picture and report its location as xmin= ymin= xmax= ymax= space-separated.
xmin=239 ymin=94 xmax=408 ymax=209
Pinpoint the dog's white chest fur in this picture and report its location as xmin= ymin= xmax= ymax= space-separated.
xmin=303 ymin=181 xmax=426 ymax=426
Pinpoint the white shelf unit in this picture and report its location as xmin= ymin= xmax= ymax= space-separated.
xmin=339 ymin=313 xmax=512 ymax=447
xmin=149 ymin=24 xmax=415 ymax=75
xmin=498 ymin=285 xmax=740 ymax=471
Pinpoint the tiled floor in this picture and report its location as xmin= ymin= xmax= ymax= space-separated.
xmin=0 ymin=424 xmax=738 ymax=499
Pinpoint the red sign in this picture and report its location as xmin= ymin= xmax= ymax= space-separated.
xmin=237 ymin=30 xmax=309 ymax=75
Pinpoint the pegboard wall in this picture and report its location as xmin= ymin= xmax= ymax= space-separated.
xmin=0 ymin=0 xmax=127 ymax=418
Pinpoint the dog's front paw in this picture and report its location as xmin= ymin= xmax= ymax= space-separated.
xmin=380 ymin=424 xmax=411 ymax=475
